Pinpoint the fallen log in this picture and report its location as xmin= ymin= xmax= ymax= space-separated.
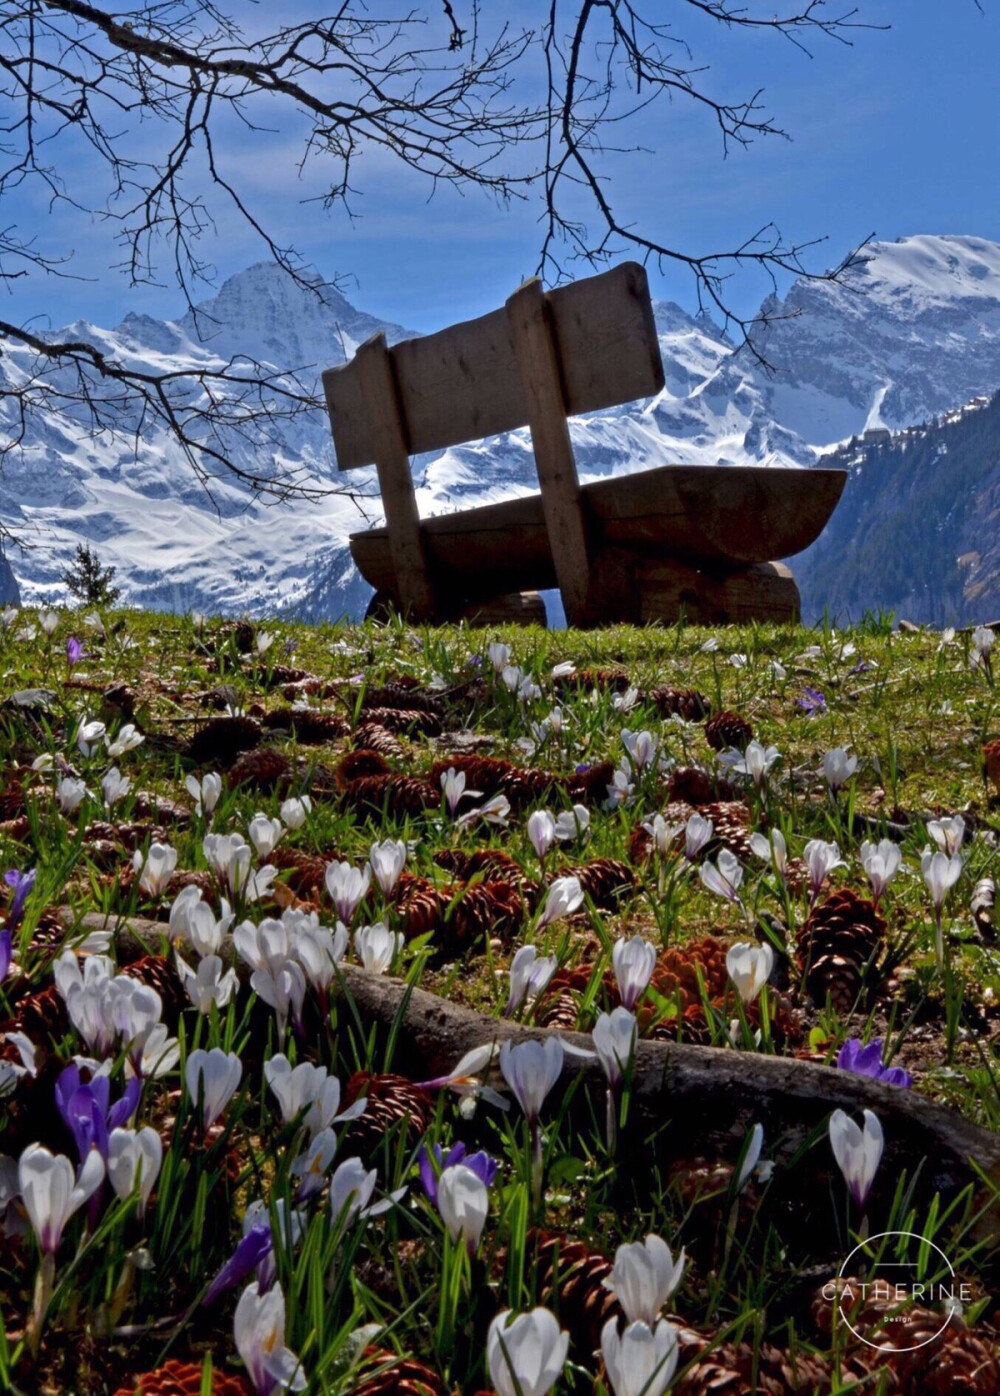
xmin=76 ymin=912 xmax=1000 ymax=1224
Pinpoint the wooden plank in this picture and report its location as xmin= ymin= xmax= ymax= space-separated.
xmin=505 ymin=277 xmax=593 ymax=627
xmin=353 ymin=333 xmax=436 ymax=620
xmin=348 ymin=465 xmax=847 ymax=595
xmin=323 ymin=262 xmax=664 ymax=470
xmin=637 ymin=559 xmax=800 ymax=626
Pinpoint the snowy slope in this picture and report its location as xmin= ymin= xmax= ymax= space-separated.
xmin=4 ymin=236 xmax=1000 ymax=620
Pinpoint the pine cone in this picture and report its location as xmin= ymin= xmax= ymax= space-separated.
xmin=646 ymin=686 xmax=710 ymax=721
xmin=342 ymin=1072 xmax=434 ymax=1160
xmin=362 ymin=680 xmax=444 ymax=715
xmin=433 ymin=848 xmax=540 ymax=903
xmin=559 ymin=859 xmax=635 ymax=910
xmin=796 ymin=889 xmax=886 ymax=1012
xmin=226 ymin=746 xmax=291 ymax=793
xmin=890 ymin=1322 xmax=1000 ymax=1395
xmin=984 ymin=737 xmax=1000 ymax=796
xmin=337 ymin=749 xmax=392 ymax=786
xmin=359 ymin=706 xmax=442 ymax=737
xmin=186 ymin=715 xmax=262 ymax=767
xmin=666 ymin=766 xmax=740 ymax=806
xmin=446 ymin=880 xmax=525 ymax=953
xmin=394 ymin=874 xmax=446 ymax=937
xmin=25 ymin=907 xmax=69 ymax=953
xmin=6 ymin=983 xmax=70 ymax=1043
xmin=229 ymin=619 xmax=257 ymax=654
xmin=266 ymin=846 xmax=337 ymax=900
xmin=704 ymin=710 xmax=753 ymax=752
xmin=132 ymin=792 xmax=191 ymax=827
xmin=565 ymin=761 xmax=617 ymax=805
xmin=535 ymin=964 xmax=594 ymax=1029
xmin=530 ymin=1229 xmax=620 ymax=1358
xmin=342 ymin=774 xmax=438 ymax=820
xmin=261 ymin=708 xmax=348 ymax=743
xmin=699 ymin=802 xmax=754 ymax=863
xmin=651 ymin=935 xmax=731 ymax=1010
xmin=0 ymin=767 xmax=27 ymax=821
xmin=353 ymin=722 xmax=406 ymax=759
xmin=112 ymin=1359 xmax=253 ymax=1396
xmin=351 ymin=1349 xmax=447 ymax=1396
xmin=553 ymin=668 xmax=632 ymax=694
xmin=428 ymin=755 xmax=555 ymax=810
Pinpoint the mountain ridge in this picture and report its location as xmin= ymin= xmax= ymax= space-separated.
xmin=4 ymin=234 xmax=1000 ymax=623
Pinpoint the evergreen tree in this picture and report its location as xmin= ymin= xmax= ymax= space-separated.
xmin=61 ymin=543 xmax=121 ymax=608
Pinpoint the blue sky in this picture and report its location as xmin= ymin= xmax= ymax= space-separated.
xmin=3 ymin=0 xmax=998 ymax=336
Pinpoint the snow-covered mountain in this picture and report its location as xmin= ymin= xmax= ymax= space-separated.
xmin=5 ymin=234 xmax=1000 ymax=621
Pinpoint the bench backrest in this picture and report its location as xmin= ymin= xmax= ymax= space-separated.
xmin=323 ymin=261 xmax=663 ymax=469
xmin=321 ymin=261 xmax=664 ymax=624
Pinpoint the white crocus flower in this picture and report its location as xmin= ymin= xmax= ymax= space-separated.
xmin=440 ymin=766 xmax=474 ymax=816
xmin=106 ymin=724 xmax=144 ymax=758
xmin=537 ymin=876 xmax=584 ymax=928
xmin=860 ymin=839 xmax=903 ymax=904
xmin=57 ymin=777 xmax=88 ymax=814
xmin=699 ymin=849 xmax=743 ymax=904
xmin=736 ymin=1122 xmax=765 ymax=1192
xmin=612 ymin=937 xmax=656 ymax=1011
xmin=601 ymin=1317 xmax=679 ymax=1396
xmin=186 ymin=772 xmax=222 ymax=816
xmin=499 ymin=1038 xmax=564 ymax=1126
xmin=437 ymin=1162 xmax=490 ymax=1256
xmin=527 ymin=810 xmax=557 ymax=862
xmin=176 ymin=953 xmax=238 ymax=1013
xmin=683 ymin=814 xmax=713 ymax=860
xmin=368 ymin=839 xmax=407 ymax=897
xmin=749 ymin=829 xmax=788 ymax=880
xmin=76 ymin=719 xmax=107 ymax=758
xmin=354 ymin=923 xmax=403 ymax=975
xmin=264 ymin=1055 xmax=364 ymax=1137
xmin=185 ymin=1048 xmax=243 ymax=1129
xmin=822 ymin=747 xmax=858 ymax=794
xmin=487 ymin=1308 xmax=568 ymax=1396
xmin=604 ymin=1234 xmax=685 ymax=1325
xmin=18 ymin=1145 xmax=105 ymax=1254
xmin=553 ymin=805 xmax=589 ymax=842
xmin=328 ymin=1156 xmax=401 ymax=1224
xmin=132 ymin=843 xmax=178 ymax=897
xmin=101 ymin=766 xmax=131 ymax=808
xmin=592 ymin=1007 xmax=637 ymax=1091
xmin=505 ymin=945 xmax=558 ymax=1017
xmin=725 ymin=942 xmax=774 ymax=1003
xmin=279 ymin=795 xmax=312 ymax=830
xmin=233 ymin=1282 xmax=306 ymax=1394
xmin=926 ymin=815 xmax=965 ymax=859
xmin=803 ymin=839 xmax=844 ymax=903
xmin=324 ymin=861 xmax=371 ymax=923
xmin=488 ymin=642 xmax=511 ymax=672
xmin=39 ymin=609 xmax=60 ymax=637
xmin=829 ymin=1109 xmax=883 ymax=1208
xmin=248 ymin=813 xmax=283 ymax=859
xmin=107 ymin=1127 xmax=162 ymax=1218
xmin=732 ymin=740 xmax=780 ymax=787
xmin=295 ymin=918 xmax=349 ymax=994
xmin=622 ymin=729 xmax=659 ymax=771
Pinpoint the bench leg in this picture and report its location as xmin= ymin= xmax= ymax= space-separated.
xmin=637 ymin=559 xmax=800 ymax=625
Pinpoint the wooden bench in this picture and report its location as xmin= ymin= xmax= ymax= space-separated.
xmin=322 ymin=262 xmax=846 ymax=627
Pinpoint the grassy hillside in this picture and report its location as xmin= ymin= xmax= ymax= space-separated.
xmin=1 ymin=607 xmax=999 ymax=1394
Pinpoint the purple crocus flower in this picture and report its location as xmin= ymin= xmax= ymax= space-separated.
xmin=66 ymin=637 xmax=86 ymax=668
xmin=0 ymin=930 xmax=9 ymax=982
xmin=417 ymin=1142 xmax=498 ymax=1204
xmin=850 ymin=658 xmax=875 ymax=674
xmin=55 ymin=1064 xmax=141 ymax=1162
xmin=797 ymin=686 xmax=827 ymax=717
xmin=204 ymin=1221 xmax=273 ymax=1305
xmin=4 ymin=868 xmax=35 ymax=932
xmin=836 ymin=1038 xmax=912 ymax=1089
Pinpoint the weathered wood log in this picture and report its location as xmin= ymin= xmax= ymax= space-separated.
xmin=364 ymin=589 xmax=547 ymax=627
xmin=348 ymin=466 xmax=846 ymax=598
xmin=81 ymin=913 xmax=1000 ymax=1215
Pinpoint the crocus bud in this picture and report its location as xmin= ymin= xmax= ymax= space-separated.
xmin=725 ymin=942 xmax=774 ymax=1003
xmin=822 ymin=747 xmax=858 ymax=794
xmin=499 ymin=1038 xmax=563 ymax=1125
xmin=592 ymin=1007 xmax=637 ymax=1090
xmin=368 ymin=839 xmax=407 ymax=897
xmin=921 ymin=849 xmax=963 ymax=913
xmin=324 ymin=861 xmax=371 ymax=923
xmin=683 ymin=813 xmax=713 ymax=860
xmin=186 ymin=772 xmax=222 ymax=816
xmin=185 ymin=1048 xmax=242 ymax=1129
xmin=107 ymin=1127 xmax=162 ymax=1217
xmin=829 ymin=1108 xmax=883 ymax=1208
xmin=601 ymin=1317 xmax=679 ymax=1396
xmin=248 ymin=813 xmax=283 ymax=859
xmin=101 ymin=767 xmax=131 ymax=808
xmin=621 ymin=729 xmax=658 ymax=771
xmin=488 ymin=642 xmax=511 ymax=672
xmin=612 ymin=936 xmax=656 ymax=1011
xmin=328 ymin=1156 xmax=379 ymax=1225
xmin=527 ymin=810 xmax=557 ymax=861
xmin=354 ymin=923 xmax=402 ymax=975
xmin=605 ymin=1235 xmax=685 ymax=1325
xmin=537 ymin=876 xmax=584 ymax=928
xmin=436 ymin=1161 xmax=489 ymax=1255
xmin=803 ymin=839 xmax=844 ymax=902
xmin=487 ymin=1308 xmax=568 ymax=1396
xmin=642 ymin=814 xmax=684 ymax=859
xmin=132 ymin=843 xmax=178 ymax=898
xmin=505 ymin=945 xmax=557 ymax=1016
xmin=279 ymin=795 xmax=311 ymax=830
xmin=233 ymin=1282 xmax=306 ymax=1394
